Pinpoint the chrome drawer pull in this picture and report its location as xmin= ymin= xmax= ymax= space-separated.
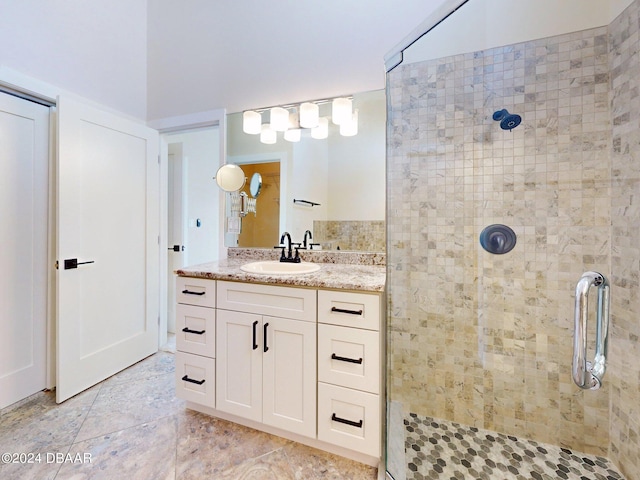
xmin=181 ymin=375 xmax=205 ymax=385
xmin=331 ymin=413 xmax=363 ymax=428
xmin=182 ymin=327 xmax=205 ymax=335
xmin=182 ymin=289 xmax=205 ymax=296
xmin=331 ymin=307 xmax=363 ymax=315
xmin=331 ymin=353 xmax=363 ymax=364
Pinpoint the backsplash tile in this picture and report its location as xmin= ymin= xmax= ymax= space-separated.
xmin=313 ymin=220 xmax=385 ymax=252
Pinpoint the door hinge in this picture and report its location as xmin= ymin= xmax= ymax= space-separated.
xmin=55 ymin=260 xmax=59 ymax=270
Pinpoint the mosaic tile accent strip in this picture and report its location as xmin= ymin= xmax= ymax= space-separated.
xmin=404 ymin=414 xmax=626 ymax=480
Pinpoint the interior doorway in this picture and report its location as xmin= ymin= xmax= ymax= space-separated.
xmin=164 ymin=126 xmax=220 ymax=337
xmin=236 ymin=161 xmax=280 ymax=248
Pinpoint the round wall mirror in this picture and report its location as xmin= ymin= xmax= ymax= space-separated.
xmin=249 ymin=172 xmax=262 ymax=198
xmin=215 ymin=164 xmax=245 ymax=192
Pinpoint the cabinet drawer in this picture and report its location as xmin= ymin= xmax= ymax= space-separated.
xmin=217 ymin=281 xmax=316 ymax=322
xmin=176 ymin=304 xmax=216 ymax=358
xmin=175 ymin=351 xmax=215 ymax=407
xmin=317 ymin=382 xmax=380 ymax=457
xmin=176 ymin=276 xmax=216 ymax=308
xmin=318 ymin=324 xmax=379 ymax=394
xmin=318 ymin=290 xmax=380 ymax=330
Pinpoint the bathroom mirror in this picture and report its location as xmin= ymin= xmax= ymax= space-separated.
xmin=225 ymin=89 xmax=386 ymax=251
xmin=249 ymin=172 xmax=262 ymax=198
xmin=215 ymin=164 xmax=245 ymax=192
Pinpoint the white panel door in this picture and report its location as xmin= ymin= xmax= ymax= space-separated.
xmin=216 ymin=309 xmax=262 ymax=422
xmin=56 ymin=96 xmax=159 ymax=403
xmin=0 ymin=92 xmax=49 ymax=409
xmin=262 ymin=316 xmax=316 ymax=438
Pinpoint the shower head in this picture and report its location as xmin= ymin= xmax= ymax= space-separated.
xmin=492 ymin=109 xmax=521 ymax=131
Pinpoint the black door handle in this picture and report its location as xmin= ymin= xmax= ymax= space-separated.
xmin=64 ymin=258 xmax=95 ymax=270
xmin=181 ymin=375 xmax=205 ymax=385
xmin=168 ymin=245 xmax=184 ymax=252
xmin=263 ymin=322 xmax=269 ymax=352
xmin=182 ymin=327 xmax=205 ymax=335
xmin=331 ymin=413 xmax=363 ymax=428
xmin=331 ymin=307 xmax=363 ymax=315
xmin=331 ymin=353 xmax=363 ymax=364
xmin=252 ymin=320 xmax=258 ymax=350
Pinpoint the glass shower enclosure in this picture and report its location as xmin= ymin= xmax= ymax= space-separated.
xmin=385 ymin=1 xmax=639 ymax=479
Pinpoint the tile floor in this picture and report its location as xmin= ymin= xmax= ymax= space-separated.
xmin=404 ymin=413 xmax=627 ymax=480
xmin=0 ymin=336 xmax=377 ymax=480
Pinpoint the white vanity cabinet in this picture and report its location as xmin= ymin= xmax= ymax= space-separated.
xmin=215 ymin=281 xmax=317 ymax=438
xmin=174 ymin=274 xmax=384 ymax=467
xmin=174 ymin=276 xmax=217 ymax=407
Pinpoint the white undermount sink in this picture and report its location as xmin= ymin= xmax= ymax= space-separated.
xmin=240 ymin=260 xmax=321 ymax=275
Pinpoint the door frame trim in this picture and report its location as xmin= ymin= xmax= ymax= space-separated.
xmin=149 ymin=110 xmax=227 ymax=344
xmin=0 ymin=69 xmax=59 ymax=391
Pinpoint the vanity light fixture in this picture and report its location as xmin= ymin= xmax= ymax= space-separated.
xmin=284 ymin=110 xmax=301 ymax=142
xmin=270 ymin=106 xmax=289 ymax=132
xmin=331 ymin=97 xmax=352 ymax=125
xmin=311 ymin=117 xmax=329 ymax=139
xmin=299 ymin=102 xmax=319 ymax=128
xmin=241 ymin=95 xmax=357 ymax=144
xmin=260 ymin=124 xmax=277 ymax=144
xmin=242 ymin=110 xmax=262 ymax=134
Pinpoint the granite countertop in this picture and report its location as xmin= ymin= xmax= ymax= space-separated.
xmin=175 ymin=249 xmax=386 ymax=293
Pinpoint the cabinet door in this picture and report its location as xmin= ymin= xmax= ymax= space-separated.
xmin=216 ymin=309 xmax=262 ymax=422
xmin=262 ymin=316 xmax=316 ymax=438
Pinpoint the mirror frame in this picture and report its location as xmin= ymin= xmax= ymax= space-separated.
xmin=249 ymin=172 xmax=262 ymax=198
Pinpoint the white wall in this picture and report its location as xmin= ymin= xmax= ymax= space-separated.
xmin=146 ymin=0 xmax=445 ymax=120
xmin=0 ymin=0 xmax=148 ymax=120
xmin=288 ymin=135 xmax=330 ymax=240
xmin=327 ymin=90 xmax=385 ymax=221
xmin=402 ymin=0 xmax=634 ymax=64
xmin=166 ymin=127 xmax=220 ymax=264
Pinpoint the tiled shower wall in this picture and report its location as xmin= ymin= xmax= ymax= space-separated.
xmin=388 ymin=3 xmax=639 ymax=478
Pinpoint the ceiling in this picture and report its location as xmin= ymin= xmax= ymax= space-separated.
xmin=146 ymin=0 xmax=448 ymax=120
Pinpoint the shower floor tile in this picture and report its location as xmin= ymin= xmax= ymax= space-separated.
xmin=404 ymin=413 xmax=626 ymax=480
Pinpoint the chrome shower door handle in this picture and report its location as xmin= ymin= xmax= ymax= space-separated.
xmin=572 ymin=271 xmax=610 ymax=390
